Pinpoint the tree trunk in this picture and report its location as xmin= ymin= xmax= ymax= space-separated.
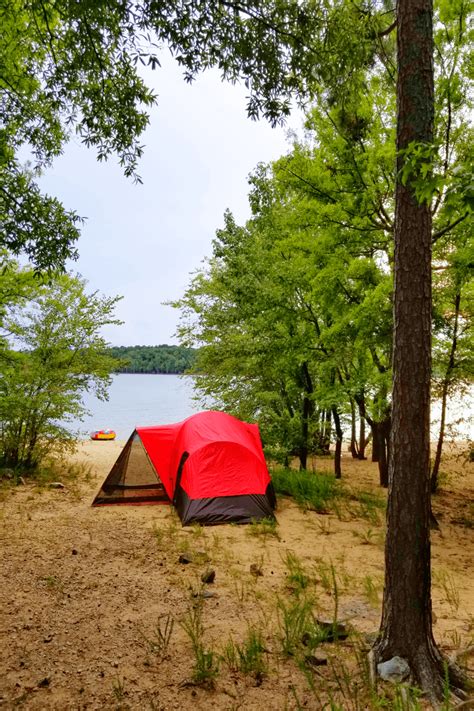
xmin=324 ymin=409 xmax=332 ymax=454
xmin=431 ymin=291 xmax=461 ymax=493
xmin=299 ymin=362 xmax=314 ymax=471
xmin=371 ymin=421 xmax=380 ymax=462
xmin=331 ymin=406 xmax=343 ymax=479
xmin=358 ymin=411 xmax=367 ymax=460
xmin=350 ymin=399 xmax=359 ymax=458
xmin=374 ymin=0 xmax=464 ymax=699
xmin=376 ymin=422 xmax=389 ymax=488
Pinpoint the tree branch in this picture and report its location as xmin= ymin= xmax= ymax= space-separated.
xmin=432 ymin=212 xmax=469 ymax=243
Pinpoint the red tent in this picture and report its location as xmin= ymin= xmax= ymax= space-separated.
xmin=92 ymin=411 xmax=276 ymax=525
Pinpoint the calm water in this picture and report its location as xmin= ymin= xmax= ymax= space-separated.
xmin=74 ymin=374 xmax=199 ymax=440
xmin=72 ymin=374 xmax=473 ymax=442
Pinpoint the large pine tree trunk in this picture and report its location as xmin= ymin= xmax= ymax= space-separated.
xmin=375 ymin=0 xmax=464 ymax=700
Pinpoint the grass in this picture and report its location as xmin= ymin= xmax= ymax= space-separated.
xmin=222 ymin=626 xmax=267 ymax=677
xmin=283 ymin=551 xmax=311 ymax=595
xmin=247 ymin=516 xmax=280 ymax=539
xmin=277 ymin=595 xmax=320 ymax=657
xmin=352 ymin=527 xmax=383 ymax=546
xmin=434 ymin=570 xmax=461 ymax=613
xmin=137 ymin=614 xmax=174 ymax=659
xmin=111 ymin=675 xmax=126 ymax=703
xmin=347 ymin=489 xmax=386 ymax=525
xmin=180 ymin=598 xmax=219 ymax=685
xmin=271 ymin=467 xmax=342 ymax=513
xmin=362 ymin=575 xmax=382 ymax=608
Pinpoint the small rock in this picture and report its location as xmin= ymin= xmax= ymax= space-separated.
xmin=37 ymin=677 xmax=50 ymax=688
xmin=250 ymin=563 xmax=263 ymax=577
xmin=377 ymin=656 xmax=410 ymax=683
xmin=304 ymin=654 xmax=328 ymax=667
xmin=192 ymin=590 xmax=216 ymax=600
xmin=202 ymin=590 xmax=216 ymax=599
xmin=71 ymin=549 xmax=78 ymax=555
xmin=179 ymin=552 xmax=193 ymax=564
xmin=43 ymin=635 xmax=53 ymax=643
xmin=316 ymin=619 xmax=350 ymax=641
xmin=201 ymin=569 xmax=215 ymax=584
xmin=49 ymin=482 xmax=65 ymax=489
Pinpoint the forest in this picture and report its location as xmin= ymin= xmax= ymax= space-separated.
xmin=108 ymin=345 xmax=197 ymax=374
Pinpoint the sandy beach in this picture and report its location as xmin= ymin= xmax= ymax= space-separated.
xmin=0 ymin=440 xmax=472 ymax=709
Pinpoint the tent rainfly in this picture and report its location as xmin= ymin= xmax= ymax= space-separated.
xmin=92 ymin=411 xmax=276 ymax=525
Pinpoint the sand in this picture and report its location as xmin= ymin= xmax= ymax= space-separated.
xmin=0 ymin=441 xmax=472 ymax=709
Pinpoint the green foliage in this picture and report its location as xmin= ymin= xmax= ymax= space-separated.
xmin=283 ymin=551 xmax=311 ymax=595
xmin=222 ymin=628 xmax=267 ymax=677
xmin=271 ymin=467 xmax=341 ymax=513
xmin=247 ymin=516 xmax=279 ymax=540
xmin=277 ymin=595 xmax=317 ymax=657
xmin=137 ymin=614 xmax=174 ymax=660
xmin=0 ymin=264 xmax=121 ymax=472
xmin=107 ymin=344 xmax=197 ymax=374
xmin=1 ymin=0 xmax=158 ymax=269
xmin=180 ymin=599 xmax=219 ymax=684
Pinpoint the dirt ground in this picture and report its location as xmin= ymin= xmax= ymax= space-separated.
xmin=0 ymin=442 xmax=473 ymax=710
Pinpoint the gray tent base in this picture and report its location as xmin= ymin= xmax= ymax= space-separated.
xmin=174 ymin=484 xmax=276 ymax=526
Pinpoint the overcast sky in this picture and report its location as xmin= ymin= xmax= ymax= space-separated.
xmin=39 ymin=54 xmax=299 ymax=346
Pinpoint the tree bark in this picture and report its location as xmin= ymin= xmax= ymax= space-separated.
xmin=358 ymin=410 xmax=367 ymax=460
xmin=350 ymin=399 xmax=359 ymax=458
xmin=374 ymin=0 xmax=464 ymax=699
xmin=331 ymin=406 xmax=343 ymax=479
xmin=372 ymin=420 xmax=390 ymax=487
xmin=299 ymin=361 xmax=314 ymax=470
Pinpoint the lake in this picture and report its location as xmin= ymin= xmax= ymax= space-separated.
xmin=74 ymin=374 xmax=199 ymax=440
xmin=73 ymin=374 xmax=473 ymax=442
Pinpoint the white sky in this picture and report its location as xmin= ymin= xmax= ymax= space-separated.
xmin=39 ymin=54 xmax=299 ymax=346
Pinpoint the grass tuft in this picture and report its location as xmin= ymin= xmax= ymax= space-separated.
xmin=271 ymin=467 xmax=341 ymax=513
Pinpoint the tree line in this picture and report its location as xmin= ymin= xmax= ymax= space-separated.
xmin=108 ymin=345 xmax=197 ymax=374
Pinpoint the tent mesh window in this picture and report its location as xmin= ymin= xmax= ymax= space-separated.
xmin=93 ymin=432 xmax=168 ymax=505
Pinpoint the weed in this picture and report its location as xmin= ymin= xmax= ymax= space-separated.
xmin=164 ymin=511 xmax=181 ymax=540
xmin=315 ymin=560 xmax=347 ymax=598
xmin=284 ymin=551 xmax=311 ymax=595
xmin=348 ymin=490 xmax=386 ymax=525
xmin=151 ymin=523 xmax=164 ymax=546
xmin=352 ymin=527 xmax=381 ymax=546
xmin=247 ymin=516 xmax=279 ymax=540
xmin=316 ymin=517 xmax=333 ymax=535
xmin=271 ymin=467 xmax=341 ymax=513
xmin=315 ymin=563 xmax=330 ymax=592
xmin=222 ymin=627 xmax=267 ymax=677
xmin=111 ymin=675 xmax=126 ymax=702
xmin=363 ymin=575 xmax=381 ymax=608
xmin=436 ymin=571 xmax=461 ymax=613
xmin=180 ymin=599 xmax=219 ymax=684
xmin=137 ymin=614 xmax=174 ymax=659
xmin=41 ymin=574 xmax=65 ymax=594
xmin=233 ymin=578 xmax=248 ymax=605
xmin=277 ymin=596 xmax=322 ymax=657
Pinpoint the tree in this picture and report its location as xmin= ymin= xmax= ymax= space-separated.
xmin=1 ymin=0 xmax=156 ymax=270
xmin=373 ymin=0 xmax=467 ymax=698
xmin=0 ymin=268 xmax=121 ymax=471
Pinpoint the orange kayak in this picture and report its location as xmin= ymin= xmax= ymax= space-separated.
xmin=91 ymin=429 xmax=116 ymax=441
